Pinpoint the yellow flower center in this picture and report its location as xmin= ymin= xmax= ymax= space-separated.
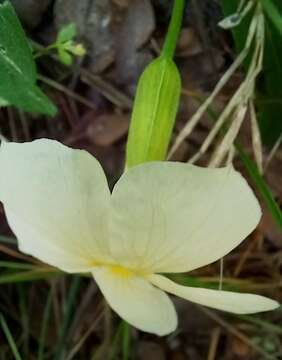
xmin=109 ymin=265 xmax=134 ymax=278
xmin=89 ymin=259 xmax=150 ymax=278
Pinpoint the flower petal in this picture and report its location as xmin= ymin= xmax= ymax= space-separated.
xmin=93 ymin=267 xmax=177 ymax=335
xmin=109 ymin=162 xmax=261 ymax=273
xmin=149 ymin=274 xmax=279 ymax=314
xmin=0 ymin=140 xmax=111 ymax=272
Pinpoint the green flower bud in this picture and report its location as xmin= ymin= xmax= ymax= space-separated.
xmin=126 ymin=56 xmax=181 ymax=167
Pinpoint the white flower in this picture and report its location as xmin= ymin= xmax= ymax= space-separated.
xmin=0 ymin=139 xmax=278 ymax=335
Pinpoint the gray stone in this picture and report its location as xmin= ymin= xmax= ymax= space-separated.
xmin=11 ymin=0 xmax=51 ymax=28
xmin=115 ymin=0 xmax=155 ymax=91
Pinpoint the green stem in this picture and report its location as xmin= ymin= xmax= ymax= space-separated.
xmin=33 ymin=43 xmax=58 ymax=59
xmin=38 ymin=290 xmax=52 ymax=360
xmin=162 ymin=0 xmax=185 ymax=58
xmin=54 ymin=276 xmax=81 ymax=360
xmin=122 ymin=321 xmax=131 ymax=360
xmin=0 ymin=313 xmax=22 ymax=360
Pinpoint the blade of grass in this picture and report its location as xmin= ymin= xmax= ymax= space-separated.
xmin=199 ymin=306 xmax=278 ymax=360
xmin=168 ymin=273 xmax=247 ymax=291
xmin=54 ymin=276 xmax=81 ymax=360
xmin=38 ymin=290 xmax=52 ymax=360
xmin=260 ymin=0 xmax=282 ymax=37
xmin=0 ymin=260 xmax=37 ymax=270
xmin=0 ymin=312 xmax=22 ymax=360
xmin=235 ymin=143 xmax=282 ymax=230
xmin=66 ymin=308 xmax=104 ymax=360
xmin=121 ymin=321 xmax=131 ymax=360
xmin=238 ymin=314 xmax=282 ymax=335
xmin=0 ymin=269 xmax=61 ymax=284
xmin=17 ymin=285 xmax=29 ymax=357
xmin=109 ymin=321 xmax=124 ymax=360
xmin=0 ymin=235 xmax=17 ymax=245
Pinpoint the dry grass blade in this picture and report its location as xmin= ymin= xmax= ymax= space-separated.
xmin=81 ymin=69 xmax=133 ymax=110
xmin=250 ymin=100 xmax=263 ymax=173
xmin=209 ymin=103 xmax=248 ymax=167
xmin=168 ymin=9 xmax=259 ymax=159
xmin=0 ymin=244 xmax=40 ymax=264
xmin=66 ymin=304 xmax=104 ymax=360
xmin=264 ymin=133 xmax=282 ymax=170
xmin=38 ymin=74 xmax=96 ymax=110
xmin=198 ymin=305 xmax=278 ymax=360
xmin=207 ymin=327 xmax=221 ymax=360
xmin=233 ymin=231 xmax=261 ymax=277
xmin=208 ymin=7 xmax=264 ymax=167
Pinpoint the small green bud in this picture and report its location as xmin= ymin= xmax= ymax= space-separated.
xmin=126 ymin=56 xmax=181 ymax=168
xmin=58 ymin=47 xmax=72 ymax=65
xmin=69 ymin=43 xmax=86 ymax=57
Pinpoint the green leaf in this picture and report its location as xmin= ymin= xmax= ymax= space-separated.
xmin=126 ymin=56 xmax=181 ymax=167
xmin=57 ymin=23 xmax=76 ymax=43
xmin=0 ymin=1 xmax=57 ymax=115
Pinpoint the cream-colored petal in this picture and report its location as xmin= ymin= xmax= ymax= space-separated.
xmin=149 ymin=274 xmax=279 ymax=314
xmin=0 ymin=140 xmax=111 ymax=272
xmin=109 ymin=162 xmax=261 ymax=273
xmin=6 ymin=210 xmax=93 ymax=272
xmin=93 ymin=267 xmax=177 ymax=335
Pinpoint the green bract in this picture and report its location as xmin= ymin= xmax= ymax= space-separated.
xmin=126 ymin=56 xmax=181 ymax=167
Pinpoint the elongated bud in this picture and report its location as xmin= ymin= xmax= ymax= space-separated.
xmin=126 ymin=56 xmax=181 ymax=167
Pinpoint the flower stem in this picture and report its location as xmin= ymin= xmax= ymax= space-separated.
xmin=162 ymin=0 xmax=185 ymax=59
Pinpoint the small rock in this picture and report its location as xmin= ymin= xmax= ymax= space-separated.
xmin=86 ymin=112 xmax=129 ymax=147
xmin=115 ymin=0 xmax=155 ymax=92
xmin=112 ymin=0 xmax=130 ymax=8
xmin=11 ymin=0 xmax=51 ymax=29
